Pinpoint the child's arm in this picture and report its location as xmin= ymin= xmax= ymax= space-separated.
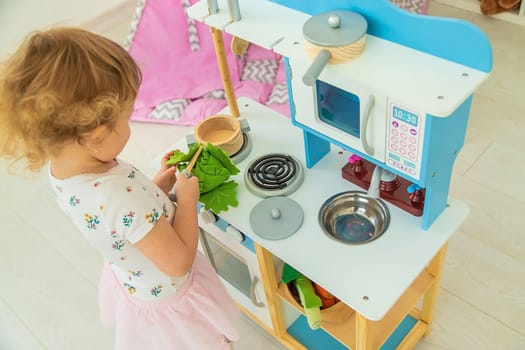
xmin=134 ymin=174 xmax=200 ymax=277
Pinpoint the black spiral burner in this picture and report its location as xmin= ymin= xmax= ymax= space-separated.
xmin=245 ymin=154 xmax=304 ymax=198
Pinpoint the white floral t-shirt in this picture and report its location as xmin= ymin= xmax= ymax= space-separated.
xmin=49 ymin=160 xmax=187 ymax=300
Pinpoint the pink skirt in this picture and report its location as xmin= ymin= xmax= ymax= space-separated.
xmin=98 ymin=252 xmax=240 ymax=350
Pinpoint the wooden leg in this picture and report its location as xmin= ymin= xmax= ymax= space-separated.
xmin=421 ymin=243 xmax=448 ymax=337
xmin=254 ymin=243 xmax=306 ymax=349
xmin=355 ymin=312 xmax=373 ymax=350
xmin=254 ymin=243 xmax=286 ymax=337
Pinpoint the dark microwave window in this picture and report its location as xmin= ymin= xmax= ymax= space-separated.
xmin=316 ymin=80 xmax=360 ymax=138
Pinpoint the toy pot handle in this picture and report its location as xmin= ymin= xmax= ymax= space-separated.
xmin=303 ymin=49 xmax=331 ymax=86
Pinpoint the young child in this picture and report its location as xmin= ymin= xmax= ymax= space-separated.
xmin=0 ymin=27 xmax=239 ymax=349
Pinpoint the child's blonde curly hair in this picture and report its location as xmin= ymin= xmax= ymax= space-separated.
xmin=0 ymin=27 xmax=142 ymax=172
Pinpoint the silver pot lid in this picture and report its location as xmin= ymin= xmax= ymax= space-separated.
xmin=303 ymin=10 xmax=367 ymax=48
xmin=249 ymin=197 xmax=303 ymax=240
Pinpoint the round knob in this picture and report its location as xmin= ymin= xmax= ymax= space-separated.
xmin=270 ymin=208 xmax=281 ymax=220
xmin=328 ymin=15 xmax=341 ymax=28
xmin=348 ymin=154 xmax=362 ymax=164
xmin=407 ymin=184 xmax=422 ymax=194
xmin=200 ymin=210 xmax=216 ymax=224
xmin=408 ymin=185 xmax=424 ymax=208
xmin=225 ymin=225 xmax=244 ymax=242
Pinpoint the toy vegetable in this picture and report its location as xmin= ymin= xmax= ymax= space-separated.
xmin=166 ymin=143 xmax=240 ymax=213
xmin=282 ymin=263 xmax=322 ymax=330
xmin=295 ymin=275 xmax=322 ymax=330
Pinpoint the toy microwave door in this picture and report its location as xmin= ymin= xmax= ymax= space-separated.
xmin=288 ymin=56 xmax=387 ymax=164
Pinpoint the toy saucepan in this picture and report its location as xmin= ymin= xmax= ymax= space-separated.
xmin=302 ymin=10 xmax=368 ymax=86
xmin=194 ymin=23 xmax=243 ymax=156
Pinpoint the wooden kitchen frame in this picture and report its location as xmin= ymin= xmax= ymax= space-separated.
xmin=165 ymin=97 xmax=471 ymax=349
xmin=183 ymin=0 xmax=492 ymax=348
xmin=167 ymin=98 xmax=470 ymax=350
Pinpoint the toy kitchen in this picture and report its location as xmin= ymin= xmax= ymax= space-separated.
xmin=166 ymin=0 xmax=493 ymax=349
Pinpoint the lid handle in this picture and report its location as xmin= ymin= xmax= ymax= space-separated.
xmin=328 ymin=15 xmax=341 ymax=28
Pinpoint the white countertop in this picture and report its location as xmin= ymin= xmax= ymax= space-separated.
xmin=163 ymin=97 xmax=469 ymax=321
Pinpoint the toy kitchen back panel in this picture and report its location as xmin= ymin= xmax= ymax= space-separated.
xmin=196 ymin=0 xmax=492 ymax=229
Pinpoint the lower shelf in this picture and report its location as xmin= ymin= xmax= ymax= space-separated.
xmin=288 ymin=315 xmax=348 ymax=350
xmin=288 ymin=314 xmax=419 ymax=350
xmin=277 ymin=268 xmax=435 ymax=349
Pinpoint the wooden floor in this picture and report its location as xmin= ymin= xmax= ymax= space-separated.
xmin=1 ymin=1 xmax=524 ymax=349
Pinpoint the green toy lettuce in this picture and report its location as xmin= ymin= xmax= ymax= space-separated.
xmin=166 ymin=143 xmax=240 ymax=213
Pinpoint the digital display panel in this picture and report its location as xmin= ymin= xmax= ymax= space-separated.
xmin=393 ymin=106 xmax=418 ymax=127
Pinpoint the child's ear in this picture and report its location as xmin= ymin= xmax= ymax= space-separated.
xmin=88 ymin=124 xmax=110 ymax=142
xmin=78 ymin=124 xmax=110 ymax=150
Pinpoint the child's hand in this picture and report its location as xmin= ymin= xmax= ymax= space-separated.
xmin=153 ymin=151 xmax=178 ymax=195
xmin=174 ymin=172 xmax=200 ymax=206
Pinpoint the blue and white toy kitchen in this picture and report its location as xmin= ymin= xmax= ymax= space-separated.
xmin=178 ymin=0 xmax=493 ymax=349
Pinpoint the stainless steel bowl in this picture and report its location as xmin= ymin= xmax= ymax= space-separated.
xmin=318 ymin=191 xmax=390 ymax=244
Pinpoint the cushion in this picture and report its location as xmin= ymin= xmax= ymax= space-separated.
xmin=148 ymin=99 xmax=192 ymax=121
xmin=267 ymin=82 xmax=288 ymax=105
xmin=241 ymin=59 xmax=279 ymax=83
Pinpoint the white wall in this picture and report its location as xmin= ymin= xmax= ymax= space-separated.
xmin=0 ymin=0 xmax=129 ymax=58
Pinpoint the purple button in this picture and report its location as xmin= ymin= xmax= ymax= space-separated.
xmin=392 ymin=121 xmax=399 ymax=127
xmin=410 ymin=129 xmax=417 ymax=135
